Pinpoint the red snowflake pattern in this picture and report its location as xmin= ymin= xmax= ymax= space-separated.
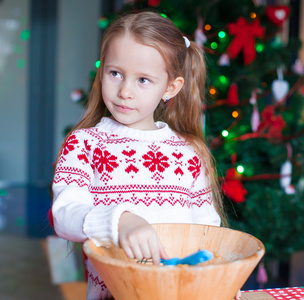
xmin=77 ymin=154 xmax=89 ymax=164
xmin=84 ymin=139 xmax=91 ymax=151
xmin=142 ymin=151 xmax=169 ymax=172
xmin=188 ymin=156 xmax=201 ymax=179
xmin=93 ymin=148 xmax=119 ymax=173
xmin=63 ymin=134 xmax=78 ymax=155
xmin=77 ymin=140 xmax=91 ymax=165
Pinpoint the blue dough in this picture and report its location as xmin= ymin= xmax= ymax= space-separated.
xmin=160 ymin=249 xmax=214 ymax=266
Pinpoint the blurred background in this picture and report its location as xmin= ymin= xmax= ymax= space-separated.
xmin=0 ymin=0 xmax=303 ymax=299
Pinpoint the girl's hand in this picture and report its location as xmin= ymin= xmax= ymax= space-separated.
xmin=235 ymin=290 xmax=242 ymax=300
xmin=118 ymin=212 xmax=168 ymax=264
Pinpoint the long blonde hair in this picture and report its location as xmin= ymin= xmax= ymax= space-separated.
xmin=58 ymin=11 xmax=227 ymax=226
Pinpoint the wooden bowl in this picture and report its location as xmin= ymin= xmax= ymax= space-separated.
xmin=83 ymin=224 xmax=265 ymax=300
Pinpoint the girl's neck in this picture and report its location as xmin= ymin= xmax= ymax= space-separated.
xmin=109 ymin=116 xmax=159 ymax=131
xmin=96 ymin=117 xmax=173 ymax=142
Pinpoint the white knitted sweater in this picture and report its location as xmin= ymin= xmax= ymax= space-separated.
xmin=52 ymin=117 xmax=220 ymax=299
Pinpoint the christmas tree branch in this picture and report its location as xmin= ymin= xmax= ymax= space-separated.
xmin=205 ymin=75 xmax=304 ymax=110
xmin=219 ymin=173 xmax=292 ymax=182
xmin=273 ymin=76 xmax=304 ymax=109
xmin=210 ymin=128 xmax=304 ymax=149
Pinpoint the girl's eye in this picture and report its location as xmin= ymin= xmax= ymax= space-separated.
xmin=139 ymin=78 xmax=150 ymax=84
xmin=110 ymin=71 xmax=122 ymax=79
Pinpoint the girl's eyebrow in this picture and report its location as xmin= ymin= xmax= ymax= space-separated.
xmin=104 ymin=64 xmax=121 ymax=70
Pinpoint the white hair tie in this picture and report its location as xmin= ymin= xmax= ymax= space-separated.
xmin=183 ymin=36 xmax=190 ymax=48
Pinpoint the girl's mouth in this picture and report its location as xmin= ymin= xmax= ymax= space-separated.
xmin=115 ymin=104 xmax=134 ymax=112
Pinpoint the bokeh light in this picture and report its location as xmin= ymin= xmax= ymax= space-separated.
xmin=20 ymin=29 xmax=30 ymax=41
xmin=237 ymin=165 xmax=245 ymax=174
xmin=232 ymin=111 xmax=239 ymax=118
xmin=222 ymin=130 xmax=229 ymax=137
xmin=204 ymin=24 xmax=211 ymax=31
xmin=95 ymin=60 xmax=101 ymax=68
xmin=218 ymin=31 xmax=226 ymax=39
xmin=219 ymin=75 xmax=228 ymax=86
xmin=209 ymin=87 xmax=216 ymax=95
xmin=98 ymin=17 xmax=109 ymax=29
xmin=16 ymin=59 xmax=26 ymax=68
xmin=256 ymin=43 xmax=264 ymax=52
xmin=211 ymin=42 xmax=218 ymax=49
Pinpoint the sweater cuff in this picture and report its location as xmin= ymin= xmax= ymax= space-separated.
xmin=83 ymin=203 xmax=139 ymax=247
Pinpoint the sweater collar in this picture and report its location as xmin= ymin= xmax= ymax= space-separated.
xmin=96 ymin=117 xmax=174 ymax=141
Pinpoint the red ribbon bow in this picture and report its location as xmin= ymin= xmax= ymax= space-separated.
xmin=257 ymin=105 xmax=286 ymax=138
xmin=227 ymin=17 xmax=265 ymax=65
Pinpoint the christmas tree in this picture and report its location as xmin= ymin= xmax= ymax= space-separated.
xmin=69 ymin=0 xmax=304 ymax=270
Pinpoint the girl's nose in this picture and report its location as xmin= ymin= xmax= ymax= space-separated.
xmin=118 ymin=81 xmax=133 ymax=100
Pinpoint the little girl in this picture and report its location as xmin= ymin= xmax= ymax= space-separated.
xmin=52 ymin=11 xmax=240 ymax=300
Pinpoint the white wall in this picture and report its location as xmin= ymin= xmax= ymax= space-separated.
xmin=0 ymin=0 xmax=101 ymax=183
xmin=54 ymin=0 xmax=101 ymax=158
xmin=0 ymin=0 xmax=29 ymax=183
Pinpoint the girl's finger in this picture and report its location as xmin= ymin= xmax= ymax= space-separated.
xmin=149 ymin=237 xmax=161 ymax=265
xmin=140 ymin=241 xmax=152 ymax=260
xmin=120 ymin=241 xmax=134 ymax=259
xmin=158 ymin=240 xmax=168 ymax=260
xmin=130 ymin=242 xmax=144 ymax=260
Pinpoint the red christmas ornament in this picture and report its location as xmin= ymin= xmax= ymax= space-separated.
xmin=227 ymin=83 xmax=239 ymax=105
xmin=266 ymin=6 xmax=290 ymax=26
xmin=221 ymin=168 xmax=247 ymax=203
xmin=257 ymin=105 xmax=286 ymax=138
xmin=227 ymin=17 xmax=265 ymax=65
xmin=148 ymin=0 xmax=160 ymax=6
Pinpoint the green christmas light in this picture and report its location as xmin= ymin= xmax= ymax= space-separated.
xmin=222 ymin=130 xmax=229 ymax=137
xmin=256 ymin=43 xmax=264 ymax=52
xmin=95 ymin=60 xmax=101 ymax=68
xmin=98 ymin=17 xmax=109 ymax=30
xmin=237 ymin=165 xmax=244 ymax=174
xmin=211 ymin=42 xmax=218 ymax=50
xmin=16 ymin=59 xmax=26 ymax=68
xmin=218 ymin=31 xmax=226 ymax=39
xmin=219 ymin=75 xmax=228 ymax=86
xmin=160 ymin=13 xmax=167 ymax=18
xmin=20 ymin=29 xmax=30 ymax=41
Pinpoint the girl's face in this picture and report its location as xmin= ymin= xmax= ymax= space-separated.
xmin=101 ymin=35 xmax=170 ymax=130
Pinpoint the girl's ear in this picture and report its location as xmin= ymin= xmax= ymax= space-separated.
xmin=163 ymin=77 xmax=184 ymax=101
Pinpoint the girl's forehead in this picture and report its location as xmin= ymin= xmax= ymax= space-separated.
xmin=104 ymin=35 xmax=166 ymax=67
xmin=106 ymin=34 xmax=164 ymax=57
